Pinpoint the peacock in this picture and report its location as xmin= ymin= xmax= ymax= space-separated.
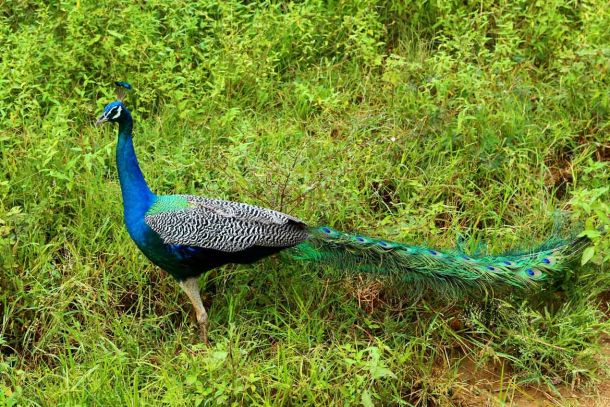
xmin=96 ymin=82 xmax=591 ymax=343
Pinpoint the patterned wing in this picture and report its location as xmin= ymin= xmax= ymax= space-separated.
xmin=144 ymin=195 xmax=309 ymax=252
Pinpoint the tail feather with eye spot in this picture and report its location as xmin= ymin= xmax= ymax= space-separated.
xmin=290 ymin=226 xmax=592 ymax=294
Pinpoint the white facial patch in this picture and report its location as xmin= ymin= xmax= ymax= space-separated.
xmin=111 ymin=106 xmax=122 ymax=119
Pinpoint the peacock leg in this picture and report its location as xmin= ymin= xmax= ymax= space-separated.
xmin=179 ymin=277 xmax=209 ymax=343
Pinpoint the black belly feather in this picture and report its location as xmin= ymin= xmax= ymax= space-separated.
xmin=160 ymin=243 xmax=292 ymax=281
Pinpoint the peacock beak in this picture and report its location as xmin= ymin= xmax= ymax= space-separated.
xmin=95 ymin=115 xmax=108 ymax=126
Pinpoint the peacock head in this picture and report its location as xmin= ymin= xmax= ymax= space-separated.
xmin=96 ymin=101 xmax=131 ymax=126
xmin=96 ymin=82 xmax=133 ymax=126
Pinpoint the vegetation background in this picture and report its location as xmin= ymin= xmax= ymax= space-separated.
xmin=1 ymin=0 xmax=609 ymax=405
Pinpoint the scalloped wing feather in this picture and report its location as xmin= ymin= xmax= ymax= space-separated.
xmin=145 ymin=195 xmax=309 ymax=252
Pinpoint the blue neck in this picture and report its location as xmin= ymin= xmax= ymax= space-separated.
xmin=116 ymin=117 xmax=155 ymax=227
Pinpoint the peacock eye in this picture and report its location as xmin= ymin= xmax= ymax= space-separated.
xmin=103 ymin=105 xmax=122 ymax=121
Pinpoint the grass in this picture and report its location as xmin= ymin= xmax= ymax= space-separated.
xmin=1 ymin=0 xmax=609 ymax=405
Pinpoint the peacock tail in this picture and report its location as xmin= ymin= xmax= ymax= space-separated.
xmin=290 ymin=226 xmax=591 ymax=293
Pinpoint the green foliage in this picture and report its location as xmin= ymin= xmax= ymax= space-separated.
xmin=1 ymin=0 xmax=609 ymax=404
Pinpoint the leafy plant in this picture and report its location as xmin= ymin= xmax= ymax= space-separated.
xmin=1 ymin=0 xmax=608 ymax=405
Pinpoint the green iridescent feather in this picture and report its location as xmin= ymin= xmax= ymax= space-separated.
xmin=147 ymin=195 xmax=190 ymax=216
xmin=289 ymin=226 xmax=590 ymax=294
